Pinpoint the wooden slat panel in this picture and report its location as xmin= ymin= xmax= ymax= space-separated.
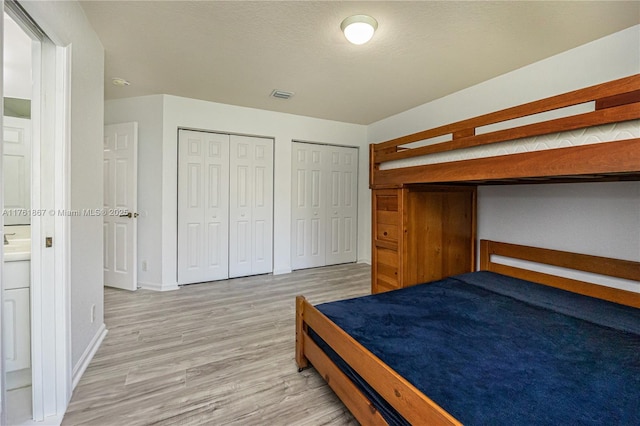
xmin=484 ymin=240 xmax=640 ymax=282
xmin=303 ymin=333 xmax=388 ymax=426
xmin=302 ymin=299 xmax=461 ymax=426
xmin=374 ymin=74 xmax=640 ymax=151
xmin=489 ymin=263 xmax=640 ymax=308
xmin=596 ymin=90 xmax=640 ymax=110
xmin=378 ymin=103 xmax=640 ymax=163
xmin=373 ymin=138 xmax=640 ymax=186
xmin=480 ymin=240 xmax=640 ymax=308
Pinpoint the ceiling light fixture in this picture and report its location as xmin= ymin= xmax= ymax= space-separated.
xmin=111 ymin=77 xmax=130 ymax=87
xmin=340 ymin=15 xmax=378 ymax=45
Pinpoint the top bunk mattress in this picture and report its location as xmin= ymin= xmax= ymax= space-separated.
xmin=380 ymin=119 xmax=640 ymax=170
xmin=313 ymin=271 xmax=640 ymax=425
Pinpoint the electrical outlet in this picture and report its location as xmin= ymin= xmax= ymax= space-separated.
xmin=142 ymin=260 xmax=148 ymax=272
xmin=91 ymin=304 xmax=96 ymax=323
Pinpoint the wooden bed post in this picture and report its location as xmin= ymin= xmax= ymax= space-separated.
xmin=295 ymin=296 xmax=309 ymax=371
xmin=479 ymin=240 xmax=490 ymax=270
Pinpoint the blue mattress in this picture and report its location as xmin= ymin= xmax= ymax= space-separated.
xmin=311 ymin=271 xmax=640 ymax=425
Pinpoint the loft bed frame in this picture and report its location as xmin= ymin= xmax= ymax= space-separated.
xmin=295 ymin=74 xmax=640 ymax=424
xmin=370 ymin=74 xmax=640 ymax=187
xmin=296 ymin=240 xmax=640 ymax=425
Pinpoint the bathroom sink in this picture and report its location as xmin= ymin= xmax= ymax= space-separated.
xmin=4 ymin=239 xmax=31 ymax=261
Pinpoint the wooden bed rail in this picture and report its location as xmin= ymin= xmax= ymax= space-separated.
xmin=480 ymin=240 xmax=640 ymax=308
xmin=295 ymin=295 xmax=460 ymax=425
xmin=370 ymin=74 xmax=640 ymax=187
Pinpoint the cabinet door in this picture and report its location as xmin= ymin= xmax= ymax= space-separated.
xmin=4 ymin=288 xmax=31 ymax=372
xmin=178 ymin=130 xmax=230 ymax=284
xmin=229 ymin=135 xmax=274 ymax=278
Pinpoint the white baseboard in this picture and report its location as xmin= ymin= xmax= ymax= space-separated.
xmin=138 ymin=281 xmax=180 ymax=292
xmin=357 ymin=258 xmax=372 ymax=265
xmin=273 ymin=268 xmax=292 ymax=275
xmin=72 ymin=324 xmax=107 ymax=390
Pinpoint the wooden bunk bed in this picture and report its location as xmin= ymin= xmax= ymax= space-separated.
xmin=295 ymin=74 xmax=640 ymax=425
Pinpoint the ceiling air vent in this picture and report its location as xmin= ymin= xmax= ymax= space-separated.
xmin=270 ymin=89 xmax=294 ymax=100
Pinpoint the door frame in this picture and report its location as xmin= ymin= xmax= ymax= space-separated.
xmin=1 ymin=1 xmax=72 ymax=422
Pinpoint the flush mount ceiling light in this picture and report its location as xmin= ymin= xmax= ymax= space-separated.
xmin=111 ymin=77 xmax=130 ymax=87
xmin=340 ymin=15 xmax=378 ymax=45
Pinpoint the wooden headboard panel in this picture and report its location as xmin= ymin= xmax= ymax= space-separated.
xmin=370 ymin=74 xmax=640 ymax=187
xmin=480 ymin=240 xmax=640 ymax=308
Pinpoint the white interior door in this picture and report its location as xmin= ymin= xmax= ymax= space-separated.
xmin=291 ymin=142 xmax=326 ymax=270
xmin=229 ymin=135 xmax=273 ymax=278
xmin=103 ymin=122 xmax=138 ymax=291
xmin=3 ymin=117 xmax=31 ymax=225
xmin=291 ymin=142 xmax=358 ymax=270
xmin=325 ymin=145 xmax=358 ymax=266
xmin=178 ymin=130 xmax=230 ymax=285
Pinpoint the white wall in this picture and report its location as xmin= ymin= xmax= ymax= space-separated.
xmin=105 ymin=95 xmax=368 ymax=290
xmin=22 ymin=1 xmax=105 ymax=368
xmin=368 ymin=25 xmax=640 ymax=291
xmin=369 ymin=25 xmax=640 ymax=142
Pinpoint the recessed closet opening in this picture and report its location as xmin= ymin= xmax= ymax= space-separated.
xmin=177 ymin=129 xmax=275 ymax=285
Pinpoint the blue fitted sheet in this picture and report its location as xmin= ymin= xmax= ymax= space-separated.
xmin=312 ymin=271 xmax=640 ymax=425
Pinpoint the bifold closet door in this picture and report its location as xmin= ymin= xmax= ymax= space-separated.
xmin=325 ymin=145 xmax=358 ymax=265
xmin=291 ymin=143 xmax=326 ymax=269
xmin=177 ymin=130 xmax=230 ymax=285
xmin=229 ymin=135 xmax=274 ymax=278
xmin=291 ymin=142 xmax=358 ymax=270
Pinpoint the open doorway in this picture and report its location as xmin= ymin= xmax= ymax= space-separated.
xmin=3 ymin=10 xmax=35 ymax=424
xmin=2 ymin=3 xmax=71 ymax=424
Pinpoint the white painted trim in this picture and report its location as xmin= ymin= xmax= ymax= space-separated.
xmin=71 ymin=324 xmax=107 ymax=390
xmin=357 ymin=258 xmax=372 ymax=265
xmin=54 ymin=43 xmax=71 ymax=413
xmin=0 ymin=3 xmax=5 ymax=424
xmin=16 ymin=413 xmax=63 ymax=426
xmin=273 ymin=268 xmax=292 ymax=276
xmin=138 ymin=281 xmax=180 ymax=292
xmin=29 ymin=29 xmax=45 ymax=423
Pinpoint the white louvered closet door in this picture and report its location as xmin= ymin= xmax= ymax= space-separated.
xmin=177 ymin=130 xmax=230 ymax=285
xmin=229 ymin=135 xmax=274 ymax=278
xmin=291 ymin=142 xmax=358 ymax=270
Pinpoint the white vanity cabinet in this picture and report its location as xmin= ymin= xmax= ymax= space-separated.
xmin=4 ymin=287 xmax=30 ymax=372
xmin=3 ymin=259 xmax=31 ymax=387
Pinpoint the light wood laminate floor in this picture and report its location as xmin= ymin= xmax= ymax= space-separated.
xmin=62 ymin=263 xmax=370 ymax=425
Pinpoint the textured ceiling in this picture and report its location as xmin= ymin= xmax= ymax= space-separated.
xmin=80 ymin=1 xmax=640 ymax=125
